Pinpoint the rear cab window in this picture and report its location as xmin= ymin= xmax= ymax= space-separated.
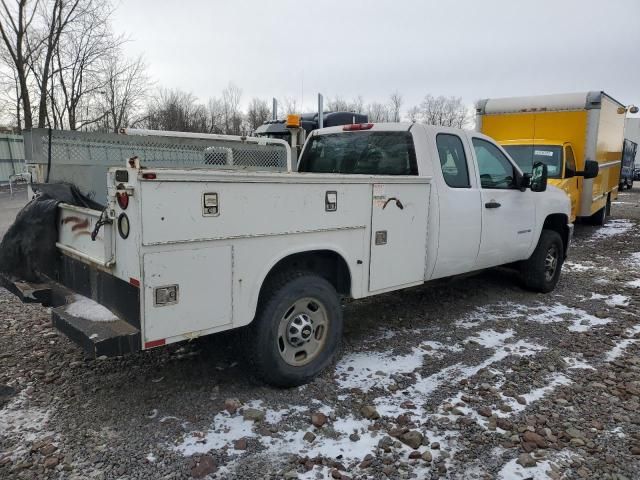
xmin=298 ymin=131 xmax=418 ymax=175
xmin=436 ymin=133 xmax=470 ymax=188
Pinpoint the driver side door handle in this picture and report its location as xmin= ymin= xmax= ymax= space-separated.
xmin=485 ymin=201 xmax=501 ymax=209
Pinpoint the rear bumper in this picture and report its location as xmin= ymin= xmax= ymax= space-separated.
xmin=1 ymin=268 xmax=141 ymax=358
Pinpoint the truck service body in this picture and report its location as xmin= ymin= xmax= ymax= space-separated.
xmin=2 ymin=123 xmax=571 ymax=386
xmin=476 ymin=91 xmax=627 ymax=224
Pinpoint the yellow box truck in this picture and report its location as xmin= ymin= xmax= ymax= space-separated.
xmin=476 ymin=91 xmax=629 ymax=224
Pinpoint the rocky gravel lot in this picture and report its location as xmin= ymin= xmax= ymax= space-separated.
xmin=2 ymin=189 xmax=640 ymax=480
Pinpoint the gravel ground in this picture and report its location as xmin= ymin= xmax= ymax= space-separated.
xmin=2 ymin=189 xmax=640 ymax=480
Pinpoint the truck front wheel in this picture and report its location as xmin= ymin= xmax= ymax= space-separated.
xmin=245 ymin=271 xmax=343 ymax=387
xmin=520 ymin=230 xmax=564 ymax=293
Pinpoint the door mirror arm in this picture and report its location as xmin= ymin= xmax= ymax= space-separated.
xmin=520 ymin=172 xmax=531 ymax=192
xmin=575 ymin=160 xmax=599 ymax=180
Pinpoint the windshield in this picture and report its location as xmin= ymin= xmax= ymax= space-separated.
xmin=503 ymin=145 xmax=563 ymax=179
xmin=298 ymin=131 xmax=417 ymax=175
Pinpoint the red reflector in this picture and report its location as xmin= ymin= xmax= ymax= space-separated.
xmin=343 ymin=123 xmax=374 ymax=131
xmin=129 ymin=277 xmax=140 ymax=287
xmin=145 ymin=339 xmax=166 ymax=349
xmin=116 ymin=192 xmax=129 ymax=209
xmin=142 ymin=172 xmax=157 ymax=180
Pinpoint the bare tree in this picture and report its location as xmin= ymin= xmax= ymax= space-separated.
xmin=53 ymin=1 xmax=122 ymax=130
xmin=418 ymin=94 xmax=469 ymax=128
xmin=221 ymin=82 xmax=241 ymax=135
xmin=0 ymin=0 xmax=103 ymax=130
xmin=388 ymin=91 xmax=402 ymax=122
xmin=366 ymin=102 xmax=389 ymax=122
xmin=206 ymin=96 xmax=224 ymax=133
xmin=406 ymin=105 xmax=421 ymax=123
xmin=350 ymin=95 xmax=364 ymax=114
xmin=246 ymin=97 xmax=270 ymax=131
xmin=281 ymin=96 xmax=297 ymax=115
xmin=99 ymin=53 xmax=147 ymax=132
xmin=0 ymin=0 xmax=39 ymax=129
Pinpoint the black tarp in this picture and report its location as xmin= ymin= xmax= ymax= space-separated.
xmin=0 ymin=183 xmax=103 ymax=282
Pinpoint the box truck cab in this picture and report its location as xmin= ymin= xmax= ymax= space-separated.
xmin=476 ymin=91 xmax=630 ymax=224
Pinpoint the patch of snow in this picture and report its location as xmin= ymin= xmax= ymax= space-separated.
xmin=627 ymin=279 xmax=640 ymax=288
xmin=605 ymin=324 xmax=640 ymax=362
xmin=592 ymin=219 xmax=633 ymax=240
xmin=563 ymin=357 xmax=595 ymax=370
xmin=466 ymin=329 xmax=514 ymax=348
xmin=0 ymin=390 xmax=51 ymax=461
xmin=604 ymin=294 xmax=630 ymax=307
xmin=334 ymin=348 xmax=425 ymax=392
xmin=146 ymin=452 xmax=157 ymax=463
xmin=375 ymin=334 xmax=544 ymax=418
xmin=501 ymin=374 xmax=571 ymax=415
xmin=525 ymin=303 xmax=610 ymax=332
xmin=629 ymin=252 xmax=640 ymax=268
xmin=563 ymin=261 xmax=595 ymax=272
xmin=454 ymin=303 xmax=522 ymax=329
xmin=497 ymin=456 xmax=554 ymax=479
xmin=175 ymin=414 xmax=255 ymax=455
xmin=65 ymin=294 xmax=118 ymax=322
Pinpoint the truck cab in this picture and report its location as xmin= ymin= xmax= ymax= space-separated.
xmin=501 ymin=139 xmax=580 ymax=221
xmin=477 ymin=91 xmax=631 ymax=225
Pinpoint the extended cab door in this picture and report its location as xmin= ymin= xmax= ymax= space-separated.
xmin=430 ymin=132 xmax=482 ymax=278
xmin=471 ymin=136 xmax=536 ymax=269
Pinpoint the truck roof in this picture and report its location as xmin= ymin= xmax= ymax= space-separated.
xmin=476 ymin=91 xmax=625 ymax=115
xmin=311 ymin=122 xmax=482 ymax=136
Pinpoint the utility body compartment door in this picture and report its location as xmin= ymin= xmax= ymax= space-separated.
xmin=142 ymin=246 xmax=232 ymax=344
xmin=369 ymin=183 xmax=429 ymax=292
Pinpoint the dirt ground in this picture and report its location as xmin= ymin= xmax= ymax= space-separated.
xmin=1 ymin=187 xmax=640 ymax=480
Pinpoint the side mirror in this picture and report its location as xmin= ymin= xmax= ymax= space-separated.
xmin=530 ymin=162 xmax=548 ymax=192
xmin=577 ymin=160 xmax=599 ymax=180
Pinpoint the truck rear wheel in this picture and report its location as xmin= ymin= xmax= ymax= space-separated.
xmin=521 ymin=229 xmax=564 ymax=293
xmin=245 ymin=271 xmax=343 ymax=387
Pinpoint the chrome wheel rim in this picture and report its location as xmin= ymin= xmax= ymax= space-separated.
xmin=277 ymin=297 xmax=328 ymax=367
xmin=544 ymin=245 xmax=559 ymax=282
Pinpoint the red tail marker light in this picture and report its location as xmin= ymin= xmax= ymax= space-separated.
xmin=129 ymin=277 xmax=140 ymax=287
xmin=142 ymin=172 xmax=157 ymax=180
xmin=343 ymin=123 xmax=374 ymax=131
xmin=145 ymin=339 xmax=166 ymax=349
xmin=116 ymin=192 xmax=129 ymax=209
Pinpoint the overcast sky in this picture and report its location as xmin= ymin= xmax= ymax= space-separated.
xmin=113 ymin=0 xmax=640 ymax=115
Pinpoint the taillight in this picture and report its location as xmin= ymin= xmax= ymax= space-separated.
xmin=116 ymin=192 xmax=129 ymax=209
xmin=343 ymin=123 xmax=374 ymax=131
xmin=142 ymin=172 xmax=157 ymax=180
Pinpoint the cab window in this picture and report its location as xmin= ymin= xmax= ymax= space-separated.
xmin=472 ymin=138 xmax=515 ymax=189
xmin=502 ymin=145 xmax=563 ymax=179
xmin=565 ymin=146 xmax=576 ymax=176
xmin=436 ymin=134 xmax=470 ymax=188
xmin=298 ymin=131 xmax=418 ymax=175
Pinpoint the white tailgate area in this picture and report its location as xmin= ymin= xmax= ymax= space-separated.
xmin=143 ymin=246 xmax=232 ymax=343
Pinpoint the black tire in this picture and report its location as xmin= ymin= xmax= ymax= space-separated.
xmin=521 ymin=230 xmax=564 ymax=293
xmin=244 ymin=271 xmax=343 ymax=387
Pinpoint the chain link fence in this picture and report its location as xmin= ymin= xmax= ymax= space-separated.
xmin=24 ymin=128 xmax=291 ymax=204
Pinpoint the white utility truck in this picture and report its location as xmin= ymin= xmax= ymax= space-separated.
xmin=3 ymin=123 xmax=572 ymax=386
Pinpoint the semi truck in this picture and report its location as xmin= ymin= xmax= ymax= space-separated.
xmin=476 ymin=91 xmax=633 ymax=224
xmin=1 ymin=124 xmax=571 ymax=387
